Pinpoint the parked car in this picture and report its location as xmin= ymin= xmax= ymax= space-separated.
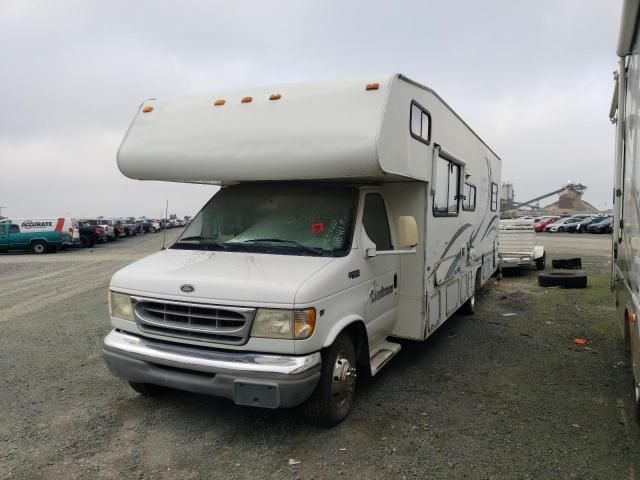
xmin=114 ymin=218 xmax=137 ymax=237
xmin=78 ymin=220 xmax=108 ymax=243
xmin=545 ymin=217 xmax=579 ymax=232
xmin=534 ymin=217 xmax=560 ymax=232
xmin=587 ymin=216 xmax=613 ymax=234
xmin=0 ymin=218 xmax=71 ymax=253
xmin=98 ymin=219 xmax=116 ymax=241
xmin=569 ymin=216 xmax=607 ymax=233
xmin=77 ymin=222 xmax=104 ymax=247
xmin=134 ymin=218 xmax=159 ymax=233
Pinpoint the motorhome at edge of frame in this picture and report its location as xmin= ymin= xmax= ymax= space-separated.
xmin=103 ymin=73 xmax=502 ymax=426
xmin=612 ymin=0 xmax=640 ymax=419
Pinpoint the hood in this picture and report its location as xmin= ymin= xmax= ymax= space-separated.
xmin=110 ymin=249 xmax=335 ymax=306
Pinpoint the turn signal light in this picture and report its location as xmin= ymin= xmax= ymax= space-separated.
xmin=142 ymin=105 xmax=154 ymax=113
xmin=629 ymin=311 xmax=637 ymax=323
xmin=365 ymin=82 xmax=379 ymax=91
xmin=269 ymin=93 xmax=282 ymax=101
xmin=214 ymin=99 xmax=226 ymax=106
xmin=241 ymin=96 xmax=253 ymax=103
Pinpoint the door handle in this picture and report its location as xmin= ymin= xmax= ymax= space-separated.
xmin=394 ymin=274 xmax=398 ymax=289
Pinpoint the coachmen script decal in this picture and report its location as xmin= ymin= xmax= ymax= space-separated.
xmin=21 ymin=221 xmax=53 ymax=229
xmin=367 ymin=281 xmax=394 ymax=304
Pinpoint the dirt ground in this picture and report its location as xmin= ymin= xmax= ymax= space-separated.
xmin=1 ymin=231 xmax=639 ymax=479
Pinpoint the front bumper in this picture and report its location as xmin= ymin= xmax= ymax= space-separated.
xmin=103 ymin=330 xmax=321 ymax=408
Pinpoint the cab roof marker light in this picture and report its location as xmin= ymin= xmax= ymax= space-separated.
xmin=214 ymin=99 xmax=226 ymax=106
xmin=365 ymin=82 xmax=379 ymax=91
xmin=241 ymin=96 xmax=253 ymax=103
xmin=269 ymin=93 xmax=282 ymax=101
xmin=142 ymin=105 xmax=154 ymax=113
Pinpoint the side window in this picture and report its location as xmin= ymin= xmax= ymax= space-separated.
xmin=362 ymin=193 xmax=393 ymax=250
xmin=491 ymin=183 xmax=498 ymax=211
xmin=9 ymin=224 xmax=20 ymax=233
xmin=463 ymin=183 xmax=476 ymax=211
xmin=433 ymin=158 xmax=460 ymax=216
xmin=409 ymin=101 xmax=431 ymax=145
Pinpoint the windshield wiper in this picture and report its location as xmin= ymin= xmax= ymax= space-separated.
xmin=241 ymin=238 xmax=325 ymax=255
xmin=175 ymin=236 xmax=227 ymax=249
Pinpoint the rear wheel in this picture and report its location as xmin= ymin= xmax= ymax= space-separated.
xmin=558 ymin=226 xmax=565 ymax=232
xmin=31 ymin=241 xmax=47 ymax=254
xmin=80 ymin=235 xmax=89 ymax=248
xmin=128 ymin=381 xmax=165 ymax=396
xmin=304 ymin=332 xmax=357 ymax=426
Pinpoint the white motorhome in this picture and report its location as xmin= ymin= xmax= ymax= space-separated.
xmin=103 ymin=74 xmax=502 ymax=425
xmin=612 ymin=0 xmax=640 ymax=419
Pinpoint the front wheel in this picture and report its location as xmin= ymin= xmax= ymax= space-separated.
xmin=304 ymin=332 xmax=357 ymax=427
xmin=558 ymin=227 xmax=565 ymax=232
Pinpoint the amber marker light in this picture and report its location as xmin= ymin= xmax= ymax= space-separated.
xmin=241 ymin=96 xmax=253 ymax=103
xmin=269 ymin=93 xmax=282 ymax=101
xmin=629 ymin=311 xmax=637 ymax=323
xmin=365 ymin=82 xmax=379 ymax=91
xmin=214 ymin=99 xmax=226 ymax=106
xmin=142 ymin=105 xmax=154 ymax=113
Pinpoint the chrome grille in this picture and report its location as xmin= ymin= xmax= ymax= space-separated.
xmin=132 ymin=297 xmax=255 ymax=345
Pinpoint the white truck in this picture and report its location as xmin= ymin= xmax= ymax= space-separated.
xmin=498 ymin=219 xmax=545 ymax=270
xmin=611 ymin=0 xmax=640 ymax=419
xmin=103 ymin=74 xmax=502 ymax=425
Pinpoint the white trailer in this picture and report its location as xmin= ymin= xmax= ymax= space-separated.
xmin=498 ymin=219 xmax=545 ymax=270
xmin=104 ymin=74 xmax=502 ymax=425
xmin=612 ymin=0 xmax=640 ymax=419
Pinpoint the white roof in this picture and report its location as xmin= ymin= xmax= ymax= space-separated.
xmin=118 ymin=76 xmax=394 ymax=184
xmin=117 ymin=74 xmax=499 ymax=184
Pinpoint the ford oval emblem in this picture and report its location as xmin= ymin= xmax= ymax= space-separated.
xmin=180 ymin=284 xmax=195 ymax=293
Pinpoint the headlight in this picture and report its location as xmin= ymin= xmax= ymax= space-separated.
xmin=251 ymin=308 xmax=316 ymax=340
xmin=108 ymin=291 xmax=134 ymax=321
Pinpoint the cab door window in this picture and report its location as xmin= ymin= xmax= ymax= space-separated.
xmin=362 ymin=194 xmax=392 ymax=250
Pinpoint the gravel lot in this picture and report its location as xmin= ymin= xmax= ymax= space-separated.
xmin=1 ymin=231 xmax=638 ymax=479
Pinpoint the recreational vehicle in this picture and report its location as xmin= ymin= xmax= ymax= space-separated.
xmin=103 ymin=74 xmax=502 ymax=425
xmin=612 ymin=0 xmax=640 ymax=420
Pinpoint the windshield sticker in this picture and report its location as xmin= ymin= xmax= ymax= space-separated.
xmin=311 ymin=222 xmax=324 ymax=234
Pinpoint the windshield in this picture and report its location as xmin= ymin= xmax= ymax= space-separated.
xmin=172 ymin=183 xmax=358 ymax=256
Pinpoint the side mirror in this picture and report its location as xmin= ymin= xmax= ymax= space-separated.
xmin=397 ymin=216 xmax=418 ymax=248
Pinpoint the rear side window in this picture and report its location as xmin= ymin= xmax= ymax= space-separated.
xmin=491 ymin=183 xmax=498 ymax=211
xmin=9 ymin=224 xmax=20 ymax=233
xmin=410 ymin=101 xmax=431 ymax=145
xmin=362 ymin=194 xmax=393 ymax=250
xmin=463 ymin=183 xmax=476 ymax=211
xmin=433 ymin=158 xmax=460 ymax=216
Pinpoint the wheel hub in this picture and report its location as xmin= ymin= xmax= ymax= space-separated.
xmin=331 ymin=353 xmax=356 ymax=405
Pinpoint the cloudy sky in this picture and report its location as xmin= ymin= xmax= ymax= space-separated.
xmin=0 ymin=0 xmax=621 ymax=219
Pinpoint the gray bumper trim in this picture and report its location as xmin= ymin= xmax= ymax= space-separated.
xmin=102 ymin=330 xmax=322 ymax=408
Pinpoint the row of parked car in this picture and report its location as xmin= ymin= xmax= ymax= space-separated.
xmin=0 ymin=216 xmax=189 ymax=254
xmin=531 ymin=214 xmax=613 ymax=234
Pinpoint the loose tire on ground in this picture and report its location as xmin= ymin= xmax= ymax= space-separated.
xmin=303 ymin=332 xmax=357 ymax=427
xmin=552 ymin=258 xmax=582 ymax=269
xmin=31 ymin=241 xmax=47 ymax=254
xmin=128 ymin=381 xmax=166 ymax=396
xmin=538 ymin=272 xmax=587 ymax=288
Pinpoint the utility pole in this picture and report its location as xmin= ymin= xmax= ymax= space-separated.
xmin=0 ymin=206 xmax=6 ymax=218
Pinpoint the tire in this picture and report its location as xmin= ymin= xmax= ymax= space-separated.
xmin=150 ymin=227 xmax=156 ymax=233
xmin=558 ymin=226 xmax=565 ymax=232
xmin=633 ymin=374 xmax=640 ymax=425
xmin=552 ymin=258 xmax=582 ymax=269
xmin=80 ymin=235 xmax=89 ymax=248
xmin=31 ymin=241 xmax=47 ymax=254
xmin=538 ymin=272 xmax=587 ymax=288
xmin=460 ymin=270 xmax=481 ymax=315
xmin=89 ymin=239 xmax=96 ymax=247
xmin=535 ymin=253 xmax=546 ymax=271
xmin=304 ymin=332 xmax=357 ymax=427
xmin=128 ymin=381 xmax=165 ymax=396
